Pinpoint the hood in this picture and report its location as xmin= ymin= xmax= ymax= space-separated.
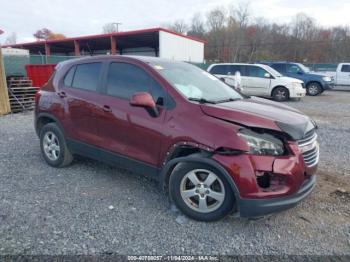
xmin=278 ymin=76 xmax=304 ymax=84
xmin=200 ymin=96 xmax=315 ymax=140
xmin=309 ymin=71 xmax=328 ymax=77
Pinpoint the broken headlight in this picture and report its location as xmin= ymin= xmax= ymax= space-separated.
xmin=238 ymin=129 xmax=285 ymax=156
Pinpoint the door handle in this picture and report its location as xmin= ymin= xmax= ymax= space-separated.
xmin=102 ymin=105 xmax=112 ymax=112
xmin=57 ymin=91 xmax=66 ymax=98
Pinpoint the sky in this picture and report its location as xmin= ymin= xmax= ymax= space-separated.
xmin=1 ymin=0 xmax=350 ymax=44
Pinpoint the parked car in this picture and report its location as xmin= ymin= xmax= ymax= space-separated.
xmin=207 ymin=63 xmax=306 ymax=102
xmin=259 ymin=61 xmax=334 ymax=96
xmin=324 ymin=63 xmax=350 ymax=87
xmin=35 ymin=56 xmax=318 ymax=221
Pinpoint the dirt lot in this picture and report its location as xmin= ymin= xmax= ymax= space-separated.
xmin=0 ymin=90 xmax=349 ymax=256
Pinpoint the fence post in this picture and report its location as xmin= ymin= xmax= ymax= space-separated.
xmin=0 ymin=48 xmax=11 ymax=115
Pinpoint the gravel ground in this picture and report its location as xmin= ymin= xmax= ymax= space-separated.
xmin=0 ymin=90 xmax=349 ymax=256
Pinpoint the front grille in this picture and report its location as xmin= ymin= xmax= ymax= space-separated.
xmin=298 ymin=129 xmax=319 ymax=167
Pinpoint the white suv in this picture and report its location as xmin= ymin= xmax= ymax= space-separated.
xmin=207 ymin=63 xmax=306 ymax=101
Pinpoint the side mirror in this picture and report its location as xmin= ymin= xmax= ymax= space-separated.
xmin=264 ymin=73 xmax=271 ymax=78
xmin=297 ymin=71 xmax=303 ymax=75
xmin=130 ymin=92 xmax=159 ymax=117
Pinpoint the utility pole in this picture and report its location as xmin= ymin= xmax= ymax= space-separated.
xmin=112 ymin=23 xmax=122 ymax=33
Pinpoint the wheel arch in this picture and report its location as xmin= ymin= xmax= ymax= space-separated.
xmin=35 ymin=113 xmax=65 ymax=137
xmin=271 ymin=85 xmax=290 ymax=97
xmin=159 ymin=154 xmax=241 ymax=203
xmin=306 ymin=81 xmax=323 ymax=90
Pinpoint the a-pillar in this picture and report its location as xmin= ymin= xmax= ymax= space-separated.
xmin=110 ymin=36 xmax=117 ymax=55
xmin=74 ymin=40 xmax=81 ymax=56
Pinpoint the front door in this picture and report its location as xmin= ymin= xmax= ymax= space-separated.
xmin=97 ymin=61 xmax=168 ymax=166
xmin=337 ymin=64 xmax=350 ymax=86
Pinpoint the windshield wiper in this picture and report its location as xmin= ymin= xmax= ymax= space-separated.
xmin=188 ymin=97 xmax=217 ymax=104
xmin=215 ymin=98 xmax=241 ymax=103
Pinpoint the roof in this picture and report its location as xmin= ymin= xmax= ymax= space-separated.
xmin=3 ymin=27 xmax=206 ymax=49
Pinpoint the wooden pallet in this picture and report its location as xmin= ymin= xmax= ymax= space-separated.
xmin=6 ymin=77 xmax=38 ymax=113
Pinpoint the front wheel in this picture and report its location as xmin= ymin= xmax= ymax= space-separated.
xmin=169 ymin=162 xmax=236 ymax=221
xmin=272 ymin=86 xmax=289 ymax=102
xmin=306 ymin=82 xmax=322 ymax=96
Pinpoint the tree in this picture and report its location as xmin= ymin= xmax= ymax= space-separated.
xmin=47 ymin=33 xmax=66 ymax=40
xmin=33 ymin=28 xmax=66 ymax=41
xmin=206 ymin=7 xmax=226 ymax=32
xmin=4 ymin=32 xmax=17 ymax=45
xmin=33 ymin=28 xmax=52 ymax=41
xmin=188 ymin=13 xmax=206 ymax=37
xmin=168 ymin=19 xmax=189 ymax=34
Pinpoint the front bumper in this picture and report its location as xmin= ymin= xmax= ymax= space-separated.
xmin=239 ymin=175 xmax=316 ymax=217
xmin=322 ymin=82 xmax=335 ymax=90
xmin=290 ymin=87 xmax=306 ymax=98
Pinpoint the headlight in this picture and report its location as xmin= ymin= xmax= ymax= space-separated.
xmin=322 ymin=76 xmax=332 ymax=82
xmin=292 ymin=82 xmax=301 ymax=88
xmin=292 ymin=82 xmax=302 ymax=88
xmin=238 ymin=129 xmax=285 ymax=156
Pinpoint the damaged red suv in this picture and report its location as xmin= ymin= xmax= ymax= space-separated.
xmin=35 ymin=55 xmax=319 ymax=221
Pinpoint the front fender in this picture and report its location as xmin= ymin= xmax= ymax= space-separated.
xmin=159 ymin=155 xmax=241 ymax=202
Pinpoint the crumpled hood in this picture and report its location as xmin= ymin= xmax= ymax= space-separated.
xmin=200 ymin=96 xmax=315 ymax=140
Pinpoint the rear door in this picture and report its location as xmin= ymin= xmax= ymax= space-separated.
xmin=60 ymin=62 xmax=105 ymax=146
xmin=241 ymin=65 xmax=271 ymax=96
xmin=337 ymin=64 xmax=350 ymax=86
xmin=97 ymin=61 xmax=168 ymax=166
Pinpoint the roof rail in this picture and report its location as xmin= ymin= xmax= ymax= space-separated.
xmin=256 ymin=60 xmax=289 ymax=63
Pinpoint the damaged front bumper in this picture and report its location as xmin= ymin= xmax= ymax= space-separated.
xmin=239 ymin=175 xmax=316 ymax=217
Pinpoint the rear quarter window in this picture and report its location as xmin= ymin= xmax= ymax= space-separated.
xmin=63 ymin=66 xmax=76 ymax=87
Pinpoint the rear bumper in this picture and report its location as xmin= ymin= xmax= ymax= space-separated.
xmin=239 ymin=175 xmax=316 ymax=217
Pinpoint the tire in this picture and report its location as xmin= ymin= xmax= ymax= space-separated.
xmin=272 ymin=86 xmax=289 ymax=102
xmin=40 ymin=123 xmax=73 ymax=167
xmin=306 ymin=82 xmax=322 ymax=96
xmin=169 ymin=162 xmax=236 ymax=221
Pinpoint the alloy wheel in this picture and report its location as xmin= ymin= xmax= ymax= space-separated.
xmin=43 ymin=131 xmax=60 ymax=161
xmin=180 ymin=169 xmax=225 ymax=213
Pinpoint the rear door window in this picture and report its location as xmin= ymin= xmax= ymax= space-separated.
xmin=228 ymin=65 xmax=244 ymax=75
xmin=209 ymin=65 xmax=228 ymax=75
xmin=341 ymin=65 xmax=350 ymax=72
xmin=71 ymin=63 xmax=102 ymax=91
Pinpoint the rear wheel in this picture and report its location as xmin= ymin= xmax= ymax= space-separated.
xmin=272 ymin=86 xmax=289 ymax=102
xmin=306 ymin=82 xmax=322 ymax=96
xmin=40 ymin=123 xmax=73 ymax=167
xmin=169 ymin=162 xmax=235 ymax=221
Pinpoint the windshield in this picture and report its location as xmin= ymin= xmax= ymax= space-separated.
xmin=297 ymin=63 xmax=310 ymax=73
xmin=149 ymin=61 xmax=243 ymax=103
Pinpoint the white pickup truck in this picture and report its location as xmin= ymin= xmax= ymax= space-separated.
xmin=325 ymin=63 xmax=350 ymax=87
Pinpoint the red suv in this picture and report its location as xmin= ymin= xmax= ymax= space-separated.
xmin=35 ymin=55 xmax=319 ymax=221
